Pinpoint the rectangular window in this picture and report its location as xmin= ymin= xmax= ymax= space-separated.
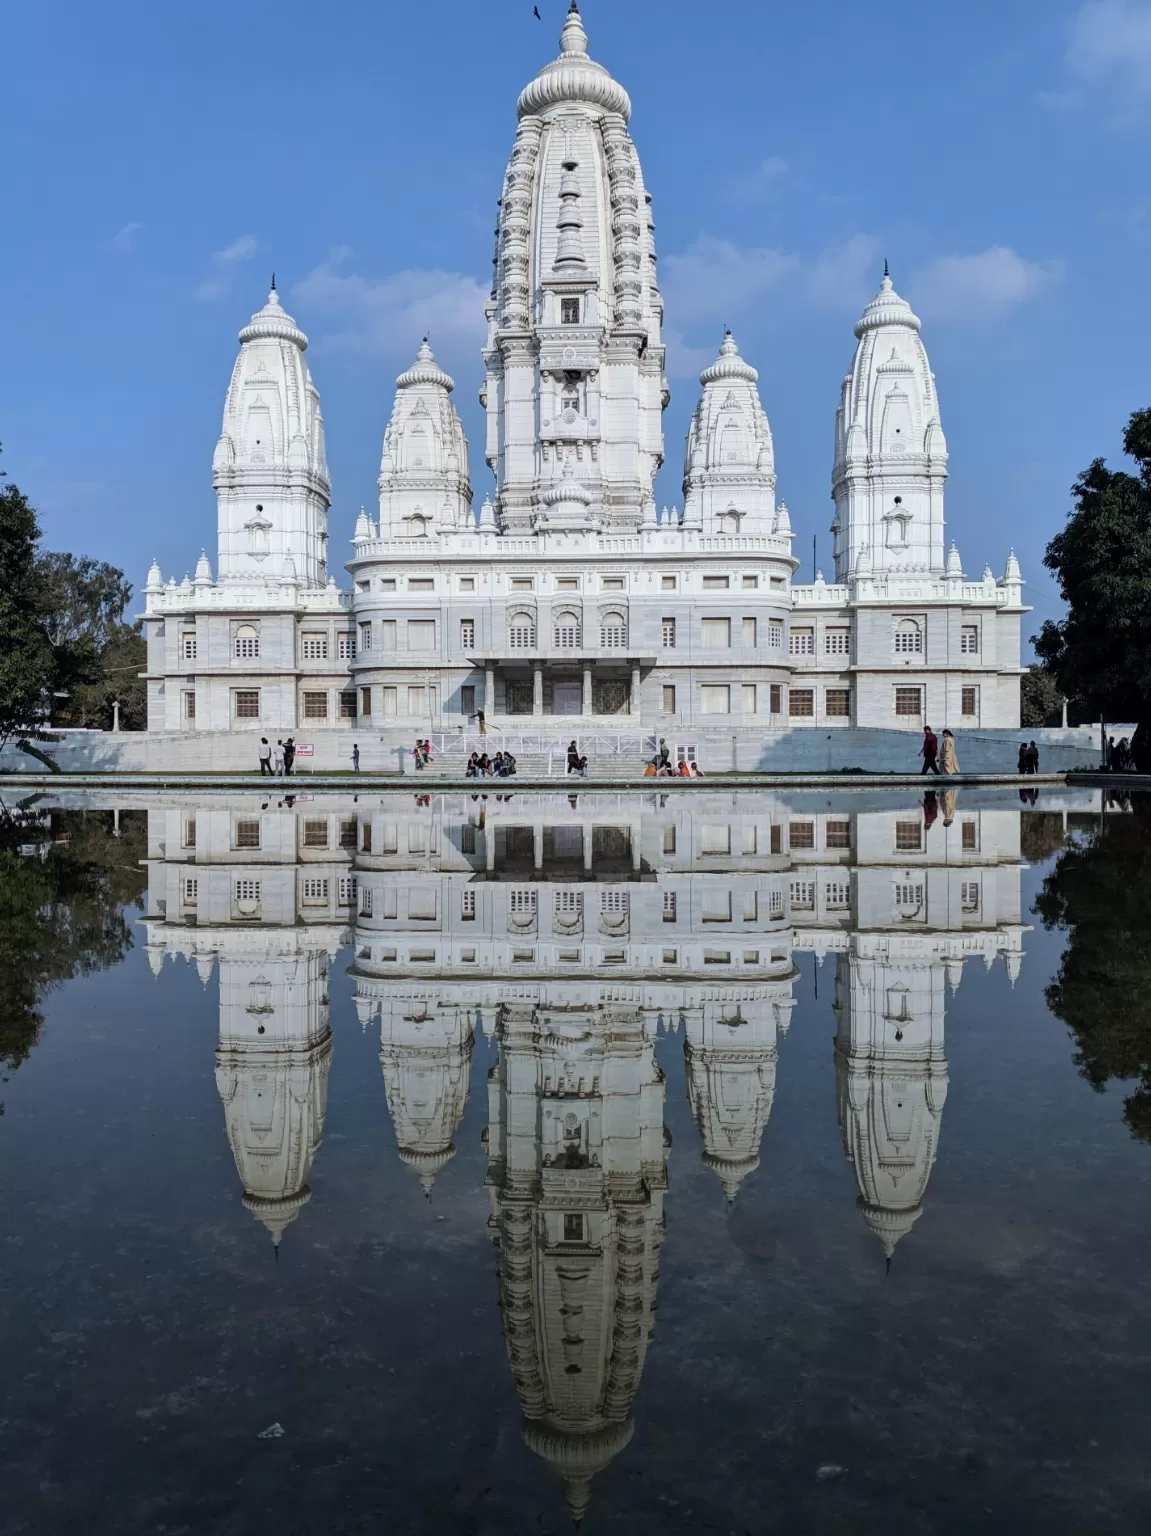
xmin=700 ymin=684 xmax=730 ymax=714
xmin=960 ymin=625 xmax=980 ymax=655
xmin=338 ymin=633 xmax=356 ymax=660
xmin=407 ymin=685 xmax=426 ymax=715
xmin=360 ymin=687 xmax=372 ymax=717
xmin=663 ymin=891 xmax=677 ymax=923
xmin=663 ymin=826 xmax=676 ymax=854
xmin=742 ymin=574 xmax=759 ymax=589
xmin=894 ymin=620 xmax=923 ymax=655
xmin=826 ymin=820 xmax=851 ymax=850
xmin=789 ymin=627 xmax=814 ymax=656
xmin=563 ymin=1212 xmax=584 ymax=1244
xmin=409 ymin=578 xmax=434 ymax=592
xmin=303 ymin=691 xmax=328 ymax=720
xmin=408 ymin=620 xmax=435 ymax=649
xmin=302 ymin=633 xmax=328 ymax=661
xmin=601 ymin=577 xmax=625 ymax=591
xmin=825 ymin=627 xmax=850 ymax=655
xmin=770 ymin=684 xmax=782 ymax=714
xmin=460 ymin=618 xmax=475 ymax=649
xmin=461 ymin=888 xmax=476 ymax=921
xmin=662 ymin=685 xmax=676 ymax=712
xmin=361 ymin=823 xmax=373 ymax=853
xmin=789 ymin=821 xmax=815 ymax=849
xmin=742 ymin=892 xmax=758 ymax=921
xmin=234 ymin=878 xmax=261 ymax=906
xmin=825 ymin=880 xmax=851 ymax=910
xmin=338 ymin=876 xmax=356 ymax=906
xmin=770 ymin=824 xmax=782 ymax=854
xmin=339 ymin=818 xmax=356 ymax=849
xmin=359 ymin=887 xmax=373 ymax=917
xmin=510 ymin=577 xmax=534 ymax=591
xmin=790 ymin=880 xmax=815 ymax=911
xmin=661 ymin=575 xmax=677 ymax=590
xmin=742 ymin=683 xmax=757 ymax=714
xmin=702 ymin=575 xmax=730 ymax=590
xmin=789 ymin=689 xmax=814 ymax=717
xmin=182 ymin=817 xmax=196 ymax=850
xmin=701 ymin=618 xmax=731 ymax=649
xmin=702 ymin=891 xmax=732 ymax=923
xmin=359 ymin=622 xmax=373 ymax=652
xmin=408 ymin=890 xmax=437 ymax=921
xmin=742 ymin=617 xmax=757 ymax=647
xmin=961 ymin=686 xmax=978 ymax=717
xmin=182 ymin=633 xmax=197 ymax=660
xmin=183 ymin=691 xmax=196 ymax=721
xmin=826 ymin=688 xmax=851 ymax=718
xmin=234 ymin=689 xmax=260 ymax=720
xmin=703 ymin=950 xmax=732 ymax=965
xmin=380 ymin=578 xmax=397 ymax=592
xmin=895 ymin=686 xmax=923 ymax=717
xmin=962 ymin=821 xmax=978 ymax=851
xmin=661 ymin=618 xmax=677 ymax=649
xmin=460 ymin=684 xmax=476 ymax=715
xmin=382 ymin=687 xmax=398 ymax=716
xmin=742 ymin=826 xmax=758 ymax=855
xmin=234 ymin=627 xmax=259 ymax=659
xmin=961 ymin=880 xmax=981 ymax=912
xmin=561 ymin=297 xmax=580 ymax=325
xmin=701 ymin=825 xmax=731 ymax=855
xmin=459 ymin=576 xmax=476 ymax=592
xmin=381 ymin=620 xmax=397 ymax=649
xmin=339 ymin=691 xmax=357 ymax=720
xmin=895 ymin=820 xmax=923 ymax=852
xmin=303 ymin=819 xmax=328 ymax=849
xmin=894 ymin=882 xmax=925 ymax=916
xmin=555 ymin=577 xmax=580 ymax=592
xmin=302 ymin=876 xmax=329 ymax=906
xmin=181 ymin=877 xmax=198 ymax=907
xmin=234 ymin=819 xmax=261 ymax=850
xmin=461 ymin=825 xmax=477 ymax=855
xmin=768 ymin=619 xmax=783 ymax=649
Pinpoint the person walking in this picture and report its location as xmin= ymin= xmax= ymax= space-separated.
xmin=258 ymin=737 xmax=273 ymax=776
xmin=1026 ymin=740 xmax=1040 ymax=774
xmin=352 ymin=743 xmax=361 ymax=774
xmin=1017 ymin=741 xmax=1028 ymax=774
xmin=919 ymin=725 xmax=940 ymax=775
xmin=939 ymin=728 xmax=959 ymax=775
xmin=567 ymin=740 xmax=581 ymax=775
xmin=273 ymin=739 xmax=285 ymax=775
xmin=283 ymin=737 xmax=295 ymax=776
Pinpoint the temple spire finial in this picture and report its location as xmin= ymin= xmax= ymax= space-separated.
xmin=270 ymin=271 xmax=276 ymax=291
xmin=883 ymin=258 xmax=889 ymax=278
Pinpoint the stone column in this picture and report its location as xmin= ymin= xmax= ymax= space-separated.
xmin=533 ymin=824 xmax=544 ymax=871
xmin=485 ymin=666 xmax=495 ymax=716
xmin=486 ymin=831 xmax=496 ymax=873
xmin=583 ymin=826 xmax=593 ymax=872
xmin=631 ymin=823 xmax=641 ymax=872
xmin=582 ymin=666 xmax=593 ymax=716
xmin=533 ymin=665 xmax=543 ymax=717
xmin=630 ymin=665 xmax=641 ymax=717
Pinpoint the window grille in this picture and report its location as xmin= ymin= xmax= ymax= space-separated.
xmin=234 ymin=690 xmax=259 ymax=719
xmin=825 ymin=627 xmax=850 ymax=655
xmin=788 ymin=689 xmax=814 ymax=717
xmin=661 ymin=618 xmax=676 ymax=648
xmin=234 ymin=625 xmax=259 ymax=659
xmin=303 ymin=692 xmax=328 ymax=720
xmin=895 ymin=821 xmax=922 ymax=851
xmin=789 ymin=628 xmax=814 ymax=655
xmin=895 ymin=687 xmax=922 ymax=717
xmin=302 ymin=877 xmax=329 ymax=905
xmin=893 ymin=620 xmax=922 ymax=654
xmin=302 ymin=634 xmax=328 ymax=660
xmin=303 ymin=820 xmax=328 ymax=849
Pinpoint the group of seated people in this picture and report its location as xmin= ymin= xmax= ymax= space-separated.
xmin=644 ymin=757 xmax=703 ymax=778
xmin=465 ymin=750 xmax=517 ymax=778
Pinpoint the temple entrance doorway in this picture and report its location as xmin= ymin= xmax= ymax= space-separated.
xmin=554 ymin=681 xmax=582 ymax=715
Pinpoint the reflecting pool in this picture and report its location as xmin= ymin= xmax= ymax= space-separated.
xmin=1 ymin=787 xmax=1149 ymax=1534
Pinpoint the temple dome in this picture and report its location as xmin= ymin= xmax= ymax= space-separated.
xmin=698 ymin=332 xmax=759 ymax=386
xmin=854 ymin=271 xmax=921 ymax=338
xmin=238 ymin=285 xmax=309 ymax=349
xmin=517 ymin=3 xmax=632 ymax=121
xmin=395 ymin=339 xmax=456 ymax=393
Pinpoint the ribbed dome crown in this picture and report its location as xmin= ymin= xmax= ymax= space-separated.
xmin=517 ymin=3 xmax=632 ymax=120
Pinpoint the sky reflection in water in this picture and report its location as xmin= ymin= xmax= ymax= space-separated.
xmin=1 ymin=786 xmax=1149 ymax=1536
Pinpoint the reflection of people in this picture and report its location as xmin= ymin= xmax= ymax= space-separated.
xmin=920 ymin=726 xmax=940 ymax=775
xmin=941 ymin=789 xmax=957 ymax=826
xmin=923 ymin=790 xmax=938 ymax=830
xmin=939 ymin=729 xmax=959 ymax=775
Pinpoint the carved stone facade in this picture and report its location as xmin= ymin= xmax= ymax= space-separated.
xmin=142 ymin=5 xmax=1025 ymax=748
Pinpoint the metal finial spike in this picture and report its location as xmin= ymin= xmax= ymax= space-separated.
xmin=270 ymin=271 xmax=276 ymax=291
xmin=883 ymin=258 xmax=889 ymax=278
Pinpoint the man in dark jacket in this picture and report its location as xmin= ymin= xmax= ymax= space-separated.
xmin=920 ymin=726 xmax=940 ymax=775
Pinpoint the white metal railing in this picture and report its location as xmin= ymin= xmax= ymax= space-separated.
xmin=432 ymin=731 xmax=653 ymax=763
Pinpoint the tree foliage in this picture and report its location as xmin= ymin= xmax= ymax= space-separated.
xmin=1034 ymin=798 xmax=1151 ymax=1141
xmin=1034 ymin=409 xmax=1151 ymax=757
xmin=1020 ymin=664 xmax=1064 ymax=728
xmin=0 ymin=464 xmax=54 ymax=748
xmin=63 ymin=621 xmax=147 ymax=730
xmin=36 ymin=552 xmax=134 ymax=703
xmin=0 ymin=805 xmax=147 ymax=1110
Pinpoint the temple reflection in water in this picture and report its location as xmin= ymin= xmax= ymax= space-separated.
xmin=140 ymin=789 xmax=1024 ymax=1521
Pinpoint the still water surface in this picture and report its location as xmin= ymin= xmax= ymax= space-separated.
xmin=1 ymin=787 xmax=1149 ymax=1534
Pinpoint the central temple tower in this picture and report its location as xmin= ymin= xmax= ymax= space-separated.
xmin=483 ymin=2 xmax=668 ymax=533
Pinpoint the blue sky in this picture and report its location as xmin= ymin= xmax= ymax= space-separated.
xmin=2 ymin=0 xmax=1149 ymax=648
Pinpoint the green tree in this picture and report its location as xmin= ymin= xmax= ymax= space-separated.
xmin=1020 ymin=664 xmax=1065 ymax=728
xmin=0 ymin=805 xmax=146 ymax=1110
xmin=1034 ymin=798 xmax=1151 ymax=1141
xmin=0 ymin=455 xmax=54 ymax=749
xmin=35 ymin=552 xmax=142 ymax=727
xmin=1034 ymin=408 xmax=1151 ymax=764
xmin=65 ymin=620 xmax=147 ymax=730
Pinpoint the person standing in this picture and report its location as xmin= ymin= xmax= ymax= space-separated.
xmin=1026 ymin=740 xmax=1040 ymax=774
xmin=1017 ymin=741 xmax=1028 ymax=774
xmin=273 ymin=739 xmax=285 ymax=775
xmin=283 ymin=737 xmax=295 ymax=776
xmin=658 ymin=737 xmax=670 ymax=770
xmin=352 ymin=743 xmax=360 ymax=774
xmin=939 ymin=729 xmax=959 ymax=775
xmin=258 ymin=738 xmax=272 ymax=776
xmin=919 ymin=725 xmax=940 ymax=775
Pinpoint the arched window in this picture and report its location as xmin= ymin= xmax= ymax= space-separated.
xmin=234 ymin=623 xmax=260 ymax=660
xmin=554 ymin=610 xmax=582 ymax=649
xmin=508 ymin=610 xmax=537 ymax=650
xmin=893 ymin=619 xmax=922 ymax=655
xmin=600 ymin=611 xmax=627 ymax=649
